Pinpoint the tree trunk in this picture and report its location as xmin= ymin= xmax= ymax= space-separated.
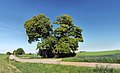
xmin=54 ymin=53 xmax=59 ymax=58
xmin=44 ymin=52 xmax=48 ymax=58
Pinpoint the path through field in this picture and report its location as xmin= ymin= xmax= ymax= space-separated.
xmin=9 ymin=55 xmax=120 ymax=69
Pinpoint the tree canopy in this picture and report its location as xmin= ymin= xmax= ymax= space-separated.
xmin=24 ymin=14 xmax=52 ymax=43
xmin=24 ymin=14 xmax=83 ymax=58
xmin=6 ymin=52 xmax=11 ymax=55
xmin=13 ymin=48 xmax=25 ymax=55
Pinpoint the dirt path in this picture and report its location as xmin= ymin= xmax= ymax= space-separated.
xmin=9 ymin=55 xmax=120 ymax=69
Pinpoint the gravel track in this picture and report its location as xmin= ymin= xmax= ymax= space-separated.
xmin=9 ymin=55 xmax=120 ymax=69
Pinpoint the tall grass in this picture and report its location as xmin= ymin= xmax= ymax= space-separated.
xmin=93 ymin=65 xmax=120 ymax=73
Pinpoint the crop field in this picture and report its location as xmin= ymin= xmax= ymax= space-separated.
xmin=76 ymin=50 xmax=120 ymax=56
xmin=63 ymin=50 xmax=120 ymax=63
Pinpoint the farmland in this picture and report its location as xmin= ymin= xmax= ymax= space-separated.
xmin=76 ymin=50 xmax=120 ymax=56
xmin=63 ymin=50 xmax=120 ymax=63
xmin=1 ymin=50 xmax=120 ymax=73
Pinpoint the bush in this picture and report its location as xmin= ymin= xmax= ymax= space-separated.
xmin=29 ymin=53 xmax=32 ymax=55
xmin=6 ymin=52 xmax=11 ymax=55
xmin=13 ymin=48 xmax=25 ymax=55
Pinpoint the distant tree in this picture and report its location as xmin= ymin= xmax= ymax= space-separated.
xmin=13 ymin=50 xmax=17 ymax=55
xmin=29 ymin=53 xmax=32 ymax=55
xmin=24 ymin=14 xmax=83 ymax=58
xmin=13 ymin=48 xmax=25 ymax=55
xmin=6 ymin=52 xmax=11 ymax=55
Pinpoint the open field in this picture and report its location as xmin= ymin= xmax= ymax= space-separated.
xmin=17 ymin=50 xmax=120 ymax=63
xmin=1 ymin=50 xmax=120 ymax=73
xmin=63 ymin=50 xmax=120 ymax=63
xmin=0 ymin=54 xmax=20 ymax=73
xmin=11 ymin=61 xmax=120 ymax=73
xmin=76 ymin=50 xmax=120 ymax=56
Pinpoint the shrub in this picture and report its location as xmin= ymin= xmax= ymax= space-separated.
xmin=6 ymin=52 xmax=11 ymax=55
xmin=13 ymin=48 xmax=25 ymax=55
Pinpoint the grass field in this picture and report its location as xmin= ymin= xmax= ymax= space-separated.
xmin=16 ymin=54 xmax=41 ymax=59
xmin=76 ymin=50 xmax=120 ymax=56
xmin=1 ymin=50 xmax=120 ymax=73
xmin=63 ymin=50 xmax=120 ymax=63
xmin=0 ymin=54 xmax=20 ymax=73
xmin=11 ymin=61 xmax=120 ymax=73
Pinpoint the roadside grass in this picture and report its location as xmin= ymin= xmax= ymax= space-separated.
xmin=1 ymin=53 xmax=120 ymax=73
xmin=11 ymin=61 xmax=120 ymax=73
xmin=0 ymin=54 xmax=20 ymax=73
xmin=16 ymin=54 xmax=41 ymax=59
xmin=62 ymin=50 xmax=120 ymax=63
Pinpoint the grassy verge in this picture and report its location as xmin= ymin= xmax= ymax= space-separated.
xmin=1 ymin=54 xmax=120 ymax=73
xmin=0 ymin=54 xmax=20 ymax=73
xmin=11 ymin=61 xmax=120 ymax=73
xmin=16 ymin=54 xmax=41 ymax=59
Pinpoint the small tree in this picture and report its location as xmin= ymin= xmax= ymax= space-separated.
xmin=6 ymin=52 xmax=11 ymax=55
xmin=13 ymin=48 xmax=25 ymax=55
xmin=13 ymin=50 xmax=17 ymax=55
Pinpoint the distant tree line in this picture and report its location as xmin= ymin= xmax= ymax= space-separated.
xmin=6 ymin=48 xmax=25 ymax=55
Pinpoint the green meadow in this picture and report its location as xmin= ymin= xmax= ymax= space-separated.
xmin=1 ymin=50 xmax=120 ymax=73
xmin=63 ymin=50 xmax=120 ymax=63
xmin=76 ymin=50 xmax=120 ymax=56
xmin=0 ymin=54 xmax=20 ymax=73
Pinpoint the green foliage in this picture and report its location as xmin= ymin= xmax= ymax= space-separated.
xmin=53 ymin=14 xmax=83 ymax=42
xmin=52 ymin=14 xmax=83 ymax=54
xmin=41 ymin=36 xmax=57 ymax=49
xmin=13 ymin=50 xmax=17 ymax=55
xmin=24 ymin=14 xmax=52 ymax=43
xmin=36 ymin=42 xmax=42 ymax=50
xmin=13 ymin=48 xmax=25 ymax=55
xmin=24 ymin=14 xmax=83 ymax=57
xmin=6 ymin=52 xmax=11 ymax=55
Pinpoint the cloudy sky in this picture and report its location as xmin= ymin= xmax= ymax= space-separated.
xmin=0 ymin=0 xmax=120 ymax=53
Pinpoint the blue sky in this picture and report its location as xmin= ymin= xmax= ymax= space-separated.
xmin=0 ymin=0 xmax=120 ymax=53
